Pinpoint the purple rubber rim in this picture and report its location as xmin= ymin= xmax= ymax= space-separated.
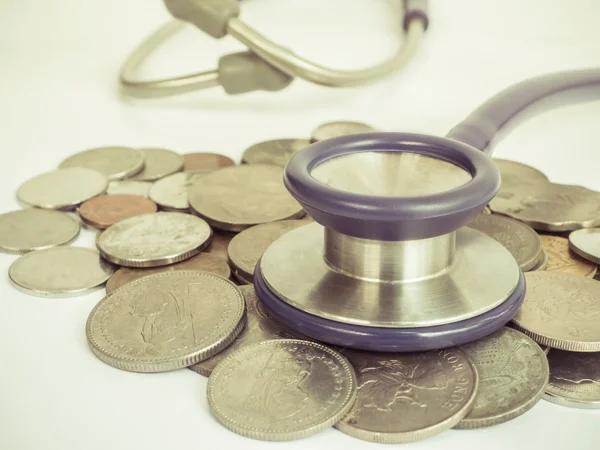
xmin=255 ymin=260 xmax=525 ymax=352
xmin=284 ymin=132 xmax=500 ymax=241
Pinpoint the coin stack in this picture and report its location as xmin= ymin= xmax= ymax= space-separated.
xmin=1 ymin=121 xmax=598 ymax=444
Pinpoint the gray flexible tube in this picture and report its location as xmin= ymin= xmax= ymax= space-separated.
xmin=446 ymin=68 xmax=600 ymax=154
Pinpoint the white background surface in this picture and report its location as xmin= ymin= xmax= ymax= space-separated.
xmin=1 ymin=0 xmax=600 ymax=449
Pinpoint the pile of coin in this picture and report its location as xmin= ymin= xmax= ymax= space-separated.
xmin=1 ymin=121 xmax=599 ymax=444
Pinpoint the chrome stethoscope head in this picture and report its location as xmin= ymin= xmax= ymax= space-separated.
xmin=255 ymin=68 xmax=600 ymax=352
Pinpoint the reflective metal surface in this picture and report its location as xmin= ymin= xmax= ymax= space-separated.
xmin=261 ymin=222 xmax=520 ymax=328
xmin=324 ymin=228 xmax=455 ymax=281
xmin=310 ymin=152 xmax=472 ymax=197
xmin=569 ymin=227 xmax=600 ymax=265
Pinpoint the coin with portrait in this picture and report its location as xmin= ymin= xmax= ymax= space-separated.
xmin=86 ymin=271 xmax=245 ymax=372
xmin=207 ymin=339 xmax=357 ymax=441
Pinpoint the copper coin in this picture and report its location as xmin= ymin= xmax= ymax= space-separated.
xmin=78 ymin=194 xmax=157 ymax=229
xmin=105 ymin=252 xmax=231 ymax=294
xmin=183 ymin=153 xmax=235 ymax=172
xmin=539 ymin=234 xmax=597 ymax=278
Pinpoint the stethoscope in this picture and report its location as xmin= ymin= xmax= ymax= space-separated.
xmin=253 ymin=68 xmax=600 ymax=352
xmin=119 ymin=0 xmax=429 ymax=97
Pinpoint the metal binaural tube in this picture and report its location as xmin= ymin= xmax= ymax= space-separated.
xmin=323 ymin=227 xmax=456 ymax=282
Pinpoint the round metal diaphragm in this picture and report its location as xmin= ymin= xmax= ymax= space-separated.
xmin=259 ymin=222 xmax=520 ymax=328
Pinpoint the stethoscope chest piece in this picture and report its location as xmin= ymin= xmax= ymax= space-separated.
xmin=255 ymin=133 xmax=526 ymax=352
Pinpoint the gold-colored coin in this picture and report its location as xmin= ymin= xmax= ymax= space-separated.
xmin=511 ymin=272 xmax=600 ymax=352
xmin=539 ymin=234 xmax=597 ymax=278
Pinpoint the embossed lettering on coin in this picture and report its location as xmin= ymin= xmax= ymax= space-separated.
xmin=468 ymin=213 xmax=542 ymax=271
xmin=456 ymin=327 xmax=548 ymax=429
xmin=544 ymin=349 xmax=600 ymax=409
xmin=489 ymin=183 xmax=600 ymax=231
xmin=59 ymin=146 xmax=145 ymax=180
xmin=241 ymin=139 xmax=311 ymax=167
xmin=86 ymin=271 xmax=245 ymax=372
xmin=540 ymin=235 xmax=596 ymax=278
xmin=0 ymin=209 xmax=80 ymax=254
xmin=188 ymin=165 xmax=305 ymax=232
xmin=97 ymin=212 xmax=212 ymax=267
xmin=228 ymin=220 xmax=310 ymax=283
xmin=512 ymin=272 xmax=600 ymax=351
xmin=207 ymin=340 xmax=357 ymax=441
xmin=191 ymin=286 xmax=305 ymax=376
xmin=106 ymin=252 xmax=231 ymax=294
xmin=335 ymin=348 xmax=477 ymax=443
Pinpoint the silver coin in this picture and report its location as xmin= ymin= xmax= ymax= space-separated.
xmin=310 ymin=121 xmax=377 ymax=142
xmin=97 ymin=212 xmax=212 ymax=267
xmin=86 ymin=271 xmax=245 ymax=372
xmin=106 ymin=180 xmax=152 ymax=198
xmin=493 ymin=158 xmax=550 ymax=189
xmin=569 ymin=228 xmax=600 ymax=265
xmin=129 ymin=148 xmax=184 ymax=181
xmin=17 ymin=167 xmax=108 ymax=210
xmin=188 ymin=164 xmax=305 ymax=232
xmin=335 ymin=348 xmax=477 ymax=443
xmin=207 ymin=339 xmax=357 ymax=441
xmin=0 ymin=209 xmax=80 ymax=254
xmin=468 ymin=213 xmax=543 ymax=271
xmin=227 ymin=219 xmax=311 ymax=283
xmin=241 ymin=139 xmax=311 ymax=167
xmin=543 ymin=349 xmax=600 ymax=409
xmin=59 ymin=146 xmax=145 ymax=180
xmin=190 ymin=285 xmax=307 ymax=376
xmin=149 ymin=171 xmax=206 ymax=211
xmin=9 ymin=247 xmax=114 ymax=297
xmin=490 ymin=183 xmax=600 ymax=231
xmin=455 ymin=327 xmax=549 ymax=429
xmin=512 ymin=272 xmax=600 ymax=352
